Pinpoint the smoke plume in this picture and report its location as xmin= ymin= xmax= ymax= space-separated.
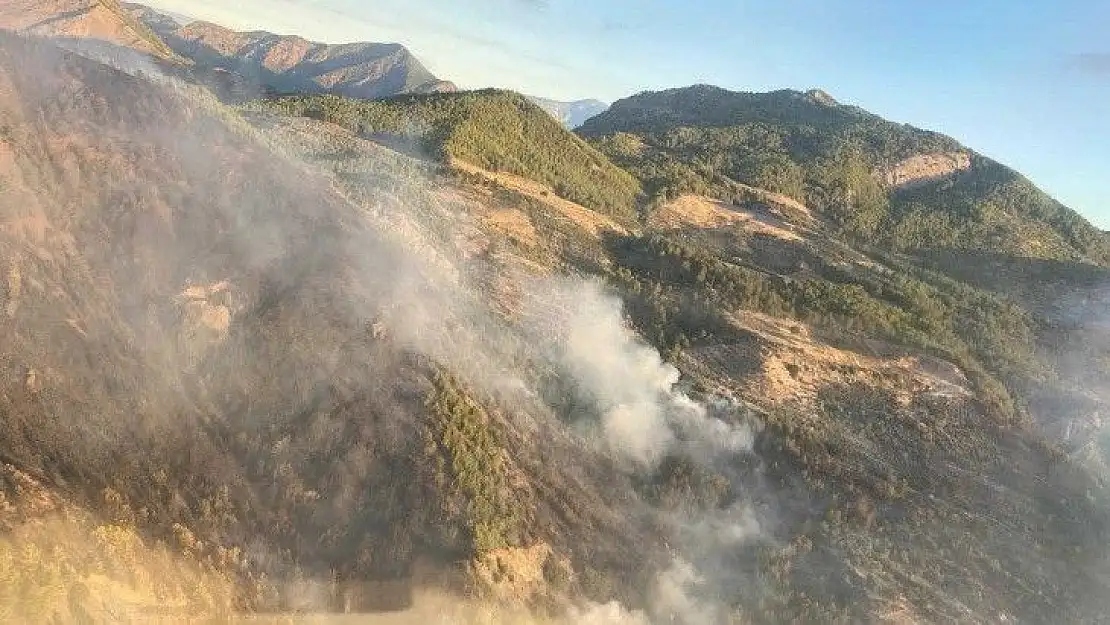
xmin=0 ymin=30 xmax=775 ymax=625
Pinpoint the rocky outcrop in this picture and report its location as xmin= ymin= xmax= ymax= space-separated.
xmin=881 ymin=152 xmax=971 ymax=189
xmin=177 ymin=281 xmax=235 ymax=345
xmin=804 ymin=88 xmax=838 ymax=106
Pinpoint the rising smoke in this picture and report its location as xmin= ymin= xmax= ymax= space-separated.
xmin=0 ymin=30 xmax=772 ymax=624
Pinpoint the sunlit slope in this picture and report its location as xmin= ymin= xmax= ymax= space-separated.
xmin=258 ymin=96 xmax=1110 ymax=623
xmin=0 ymin=0 xmax=175 ymax=58
xmin=252 ymin=90 xmax=642 ymax=226
xmin=580 ymin=85 xmax=1110 ymax=263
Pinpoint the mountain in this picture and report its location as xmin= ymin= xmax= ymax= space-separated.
xmin=123 ymin=2 xmax=191 ymax=33
xmin=0 ymin=0 xmax=175 ymax=58
xmin=5 ymin=15 xmax=1110 ymax=625
xmin=579 ymin=85 xmax=1110 ymax=264
xmin=256 ymin=90 xmax=641 ymax=224
xmin=527 ymin=95 xmax=609 ymax=129
xmin=127 ymin=4 xmax=457 ymax=100
xmin=250 ymin=84 xmax=1110 ymax=622
xmin=0 ymin=30 xmax=665 ymax=620
xmin=574 ymin=82 xmax=1110 ymax=440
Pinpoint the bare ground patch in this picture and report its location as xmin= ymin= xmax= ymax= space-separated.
xmin=685 ymin=310 xmax=972 ymax=409
xmin=450 ymin=159 xmax=627 ymax=239
xmin=651 ymin=195 xmax=804 ymax=241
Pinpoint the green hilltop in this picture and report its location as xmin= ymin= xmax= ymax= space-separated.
xmin=579 ymin=85 xmax=1110 ymax=263
xmin=252 ymin=90 xmax=642 ymax=225
xmin=249 ymin=83 xmax=1110 ymax=426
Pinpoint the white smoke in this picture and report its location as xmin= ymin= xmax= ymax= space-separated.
xmin=2 ymin=31 xmax=771 ymax=623
xmin=526 ymin=278 xmax=754 ymax=469
xmin=542 ymin=278 xmax=677 ymax=466
xmin=650 ymin=560 xmax=720 ymax=625
xmin=47 ymin=36 xmax=169 ymax=82
xmin=515 ymin=278 xmax=768 ymax=623
xmin=566 ymin=601 xmax=652 ymax=625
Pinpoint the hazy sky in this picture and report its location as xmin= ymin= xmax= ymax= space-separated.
xmin=146 ymin=0 xmax=1109 ymax=226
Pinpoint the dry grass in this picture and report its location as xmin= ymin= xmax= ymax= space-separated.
xmin=0 ymin=465 xmax=239 ymax=624
xmin=470 ymin=543 xmax=555 ymax=604
xmin=451 ymin=159 xmax=627 ymax=239
xmin=0 ymin=0 xmax=174 ymax=58
xmin=878 ymin=597 xmax=924 ymax=624
xmin=650 ymin=195 xmax=803 ymax=241
xmin=685 ymin=310 xmax=972 ymax=410
xmin=481 ymin=207 xmax=540 ymax=248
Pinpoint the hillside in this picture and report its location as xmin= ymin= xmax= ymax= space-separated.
xmin=252 ymin=90 xmax=642 ymax=224
xmin=5 ymin=20 xmax=1110 ymax=625
xmin=0 ymin=0 xmax=175 ymax=59
xmin=527 ymin=95 xmax=609 ymax=129
xmin=239 ymin=92 xmax=1110 ymax=623
xmin=127 ymin=5 xmax=456 ymax=100
xmin=579 ymin=85 xmax=1110 ymax=264
xmin=0 ymin=31 xmax=669 ymax=621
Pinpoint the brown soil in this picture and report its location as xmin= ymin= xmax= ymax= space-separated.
xmin=880 ymin=152 xmax=971 ymax=189
xmin=0 ymin=0 xmax=172 ymax=58
xmin=651 ymin=194 xmax=803 ymax=241
xmin=686 ymin=310 xmax=972 ymax=410
xmin=451 ymin=159 xmax=627 ymax=239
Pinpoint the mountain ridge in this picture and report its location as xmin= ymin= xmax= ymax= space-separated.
xmin=0 ymin=0 xmax=176 ymax=59
xmin=527 ymin=95 xmax=609 ymax=129
xmin=126 ymin=4 xmax=457 ymax=100
xmin=253 ymin=89 xmax=642 ymax=224
xmin=579 ymin=84 xmax=1110 ymax=264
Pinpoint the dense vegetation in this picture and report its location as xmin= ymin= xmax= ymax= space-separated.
xmin=579 ymin=86 xmax=952 ymax=226
xmin=250 ymin=90 xmax=642 ymax=224
xmin=603 ymin=232 xmax=1041 ymax=420
xmin=581 ymin=85 xmax=1110 ymax=262
xmin=887 ymin=156 xmax=1110 ymax=261
xmin=425 ymin=371 xmax=520 ymax=553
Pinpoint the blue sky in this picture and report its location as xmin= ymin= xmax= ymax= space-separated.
xmin=147 ymin=0 xmax=1109 ymax=227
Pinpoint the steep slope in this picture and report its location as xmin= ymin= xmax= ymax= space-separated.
xmin=254 ymin=90 xmax=642 ymax=224
xmin=127 ymin=6 xmax=456 ymax=100
xmin=578 ymin=84 xmax=1110 ymax=445
xmin=580 ymin=85 xmax=1110 ymax=263
xmin=121 ymin=2 xmax=191 ymax=33
xmin=527 ymin=95 xmax=609 ymax=129
xmin=6 ymin=26 xmax=1110 ymax=625
xmin=0 ymin=32 xmax=664 ymax=619
xmin=0 ymin=0 xmax=174 ymax=59
xmin=255 ymin=92 xmax=1110 ymax=623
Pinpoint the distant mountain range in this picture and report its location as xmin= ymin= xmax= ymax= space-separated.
xmin=124 ymin=4 xmax=456 ymax=99
xmin=0 ymin=2 xmax=597 ymax=120
xmin=526 ymin=96 xmax=609 ymax=129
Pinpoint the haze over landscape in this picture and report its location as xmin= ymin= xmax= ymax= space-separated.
xmin=2 ymin=1 xmax=1110 ymax=623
